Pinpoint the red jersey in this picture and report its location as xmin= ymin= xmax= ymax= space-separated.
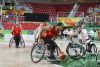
xmin=41 ymin=26 xmax=59 ymax=39
xmin=12 ymin=25 xmax=21 ymax=36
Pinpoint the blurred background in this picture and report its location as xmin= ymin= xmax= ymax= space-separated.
xmin=0 ymin=0 xmax=100 ymax=41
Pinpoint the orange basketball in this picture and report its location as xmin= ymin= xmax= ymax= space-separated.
xmin=58 ymin=52 xmax=65 ymax=60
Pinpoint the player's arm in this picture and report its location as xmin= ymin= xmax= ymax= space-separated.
xmin=20 ymin=25 xmax=22 ymax=35
xmin=11 ymin=26 xmax=14 ymax=33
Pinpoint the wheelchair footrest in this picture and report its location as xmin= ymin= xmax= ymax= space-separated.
xmin=47 ymin=59 xmax=60 ymax=64
xmin=97 ymin=60 xmax=100 ymax=65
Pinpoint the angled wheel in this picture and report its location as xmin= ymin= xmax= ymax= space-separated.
xmin=91 ymin=45 xmax=97 ymax=53
xmin=86 ymin=44 xmax=97 ymax=54
xmin=19 ymin=37 xmax=25 ymax=48
xmin=9 ymin=37 xmax=15 ymax=48
xmin=31 ymin=42 xmax=46 ymax=63
xmin=66 ymin=43 xmax=85 ymax=60
xmin=45 ymin=44 xmax=60 ymax=60
xmin=96 ymin=50 xmax=100 ymax=65
xmin=9 ymin=36 xmax=25 ymax=48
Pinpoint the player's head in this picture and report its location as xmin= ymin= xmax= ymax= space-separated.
xmin=57 ymin=22 xmax=64 ymax=27
xmin=16 ymin=22 xmax=20 ymax=26
xmin=81 ymin=22 xmax=85 ymax=28
xmin=76 ymin=20 xmax=85 ymax=28
xmin=56 ymin=22 xmax=64 ymax=30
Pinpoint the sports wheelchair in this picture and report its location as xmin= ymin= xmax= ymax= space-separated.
xmin=66 ymin=35 xmax=97 ymax=60
xmin=9 ymin=36 xmax=25 ymax=48
xmin=30 ymin=39 xmax=64 ymax=63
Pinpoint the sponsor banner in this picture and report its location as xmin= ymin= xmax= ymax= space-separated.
xmin=58 ymin=17 xmax=81 ymax=26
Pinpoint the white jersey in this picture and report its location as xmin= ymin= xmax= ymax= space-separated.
xmin=78 ymin=29 xmax=90 ymax=44
xmin=81 ymin=29 xmax=89 ymax=40
xmin=89 ymin=30 xmax=94 ymax=36
xmin=63 ymin=29 xmax=69 ymax=34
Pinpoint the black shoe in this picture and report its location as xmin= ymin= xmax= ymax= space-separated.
xmin=97 ymin=61 xmax=100 ymax=65
xmin=47 ymin=56 xmax=60 ymax=64
xmin=16 ymin=46 xmax=19 ymax=48
xmin=51 ymin=60 xmax=60 ymax=64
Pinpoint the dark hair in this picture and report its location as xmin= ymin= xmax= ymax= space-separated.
xmin=57 ymin=23 xmax=63 ymax=26
xmin=77 ymin=21 xmax=85 ymax=27
xmin=81 ymin=22 xmax=85 ymax=25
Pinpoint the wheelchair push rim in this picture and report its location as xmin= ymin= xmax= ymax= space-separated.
xmin=86 ymin=44 xmax=97 ymax=54
xmin=31 ymin=42 xmax=46 ymax=63
xmin=9 ymin=36 xmax=25 ymax=48
xmin=96 ymin=50 xmax=100 ymax=65
xmin=66 ymin=43 xmax=85 ymax=60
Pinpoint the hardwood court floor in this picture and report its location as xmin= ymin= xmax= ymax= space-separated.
xmin=0 ymin=45 xmax=60 ymax=67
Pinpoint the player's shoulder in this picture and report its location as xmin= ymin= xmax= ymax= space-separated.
xmin=44 ymin=25 xmax=52 ymax=28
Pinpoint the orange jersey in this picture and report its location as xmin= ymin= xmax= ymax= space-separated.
xmin=12 ymin=25 xmax=21 ymax=36
xmin=41 ymin=26 xmax=59 ymax=39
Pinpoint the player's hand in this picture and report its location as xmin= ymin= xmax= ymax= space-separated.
xmin=38 ymin=39 xmax=44 ymax=44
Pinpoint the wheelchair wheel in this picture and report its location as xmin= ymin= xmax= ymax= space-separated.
xmin=44 ymin=44 xmax=60 ymax=60
xmin=55 ymin=45 xmax=60 ymax=57
xmin=31 ymin=42 xmax=46 ymax=63
xmin=44 ymin=45 xmax=61 ymax=64
xmin=19 ymin=37 xmax=25 ymax=48
xmin=9 ymin=37 xmax=14 ymax=47
xmin=86 ymin=44 xmax=97 ymax=54
xmin=66 ymin=43 xmax=85 ymax=60
xmin=9 ymin=36 xmax=25 ymax=48
xmin=96 ymin=50 xmax=100 ymax=66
